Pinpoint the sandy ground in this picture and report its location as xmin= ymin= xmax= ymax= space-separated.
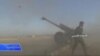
xmin=0 ymin=34 xmax=99 ymax=56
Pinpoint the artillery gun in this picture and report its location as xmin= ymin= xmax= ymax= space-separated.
xmin=42 ymin=17 xmax=74 ymax=46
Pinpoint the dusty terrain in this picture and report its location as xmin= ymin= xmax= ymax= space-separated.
xmin=0 ymin=34 xmax=99 ymax=56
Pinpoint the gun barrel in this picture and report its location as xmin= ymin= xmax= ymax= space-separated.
xmin=42 ymin=17 xmax=73 ymax=32
xmin=42 ymin=17 xmax=60 ymax=27
xmin=59 ymin=24 xmax=73 ymax=32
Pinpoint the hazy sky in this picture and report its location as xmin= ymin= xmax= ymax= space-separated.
xmin=0 ymin=0 xmax=100 ymax=35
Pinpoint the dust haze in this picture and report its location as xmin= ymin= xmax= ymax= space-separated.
xmin=0 ymin=0 xmax=100 ymax=56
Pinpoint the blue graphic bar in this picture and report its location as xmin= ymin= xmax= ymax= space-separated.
xmin=0 ymin=43 xmax=22 ymax=52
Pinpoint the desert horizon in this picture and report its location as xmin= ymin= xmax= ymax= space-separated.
xmin=0 ymin=0 xmax=100 ymax=56
xmin=0 ymin=32 xmax=99 ymax=56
